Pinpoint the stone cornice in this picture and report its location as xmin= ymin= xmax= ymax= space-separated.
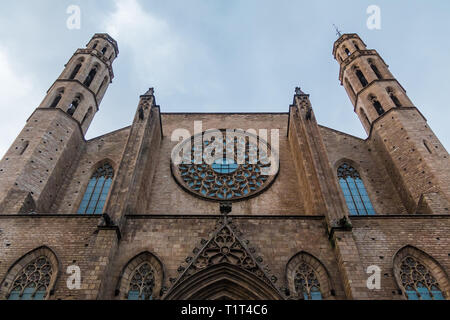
xmin=353 ymin=78 xmax=406 ymax=112
xmin=367 ymin=106 xmax=428 ymax=141
xmin=50 ymin=79 xmax=100 ymax=111
xmin=26 ymin=108 xmax=87 ymax=142
xmin=333 ymin=33 xmax=367 ymax=57
xmin=89 ymin=33 xmax=119 ymax=55
xmin=74 ymin=48 xmax=115 ymax=81
xmin=338 ymin=49 xmax=389 ymax=83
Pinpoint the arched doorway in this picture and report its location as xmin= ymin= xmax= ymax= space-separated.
xmin=164 ymin=263 xmax=283 ymax=300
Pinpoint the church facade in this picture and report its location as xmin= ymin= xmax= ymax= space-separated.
xmin=0 ymin=33 xmax=448 ymax=300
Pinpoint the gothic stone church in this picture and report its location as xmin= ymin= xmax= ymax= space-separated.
xmin=0 ymin=33 xmax=448 ymax=300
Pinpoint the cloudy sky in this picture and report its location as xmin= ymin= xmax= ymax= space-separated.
xmin=0 ymin=0 xmax=449 ymax=157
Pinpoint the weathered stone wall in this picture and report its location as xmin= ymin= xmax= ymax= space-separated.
xmin=351 ymin=216 xmax=450 ymax=299
xmin=101 ymin=216 xmax=346 ymax=300
xmin=370 ymin=108 xmax=450 ymax=213
xmin=146 ymin=113 xmax=305 ymax=215
xmin=51 ymin=126 xmax=130 ymax=213
xmin=0 ymin=215 xmax=109 ymax=300
xmin=320 ymin=126 xmax=407 ymax=215
xmin=0 ymin=110 xmax=84 ymax=213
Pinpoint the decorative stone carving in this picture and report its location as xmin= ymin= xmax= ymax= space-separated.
xmin=166 ymin=217 xmax=282 ymax=298
xmin=8 ymin=256 xmax=53 ymax=300
xmin=171 ymin=130 xmax=278 ymax=202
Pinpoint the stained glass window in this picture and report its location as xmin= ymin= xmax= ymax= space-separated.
xmin=173 ymin=131 xmax=277 ymax=201
xmin=127 ymin=263 xmax=155 ymax=300
xmin=400 ymin=256 xmax=445 ymax=300
xmin=8 ymin=256 xmax=52 ymax=300
xmin=212 ymin=158 xmax=239 ymax=174
xmin=294 ymin=263 xmax=323 ymax=300
xmin=78 ymin=163 xmax=114 ymax=215
xmin=338 ymin=163 xmax=375 ymax=216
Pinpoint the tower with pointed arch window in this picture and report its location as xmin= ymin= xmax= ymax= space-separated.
xmin=333 ymin=33 xmax=450 ymax=214
xmin=0 ymin=34 xmax=118 ymax=214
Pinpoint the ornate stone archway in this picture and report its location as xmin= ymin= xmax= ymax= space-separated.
xmin=163 ymin=216 xmax=284 ymax=300
xmin=165 ymin=263 xmax=283 ymax=300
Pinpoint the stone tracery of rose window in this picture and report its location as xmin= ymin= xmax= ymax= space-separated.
xmin=172 ymin=130 xmax=278 ymax=201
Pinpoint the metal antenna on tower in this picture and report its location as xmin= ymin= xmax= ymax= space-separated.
xmin=333 ymin=24 xmax=342 ymax=37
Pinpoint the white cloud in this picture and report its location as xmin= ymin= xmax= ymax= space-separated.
xmin=102 ymin=0 xmax=219 ymax=96
xmin=0 ymin=47 xmax=41 ymax=158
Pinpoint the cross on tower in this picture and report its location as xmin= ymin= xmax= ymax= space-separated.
xmin=295 ymin=87 xmax=305 ymax=95
xmin=333 ymin=24 xmax=342 ymax=37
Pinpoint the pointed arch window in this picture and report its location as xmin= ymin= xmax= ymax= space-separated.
xmin=69 ymin=63 xmax=82 ymax=80
xmin=78 ymin=163 xmax=114 ymax=215
xmin=102 ymin=47 xmax=108 ymax=55
xmin=81 ymin=107 xmax=93 ymax=126
xmin=390 ymin=94 xmax=402 ymax=107
xmin=344 ymin=47 xmax=350 ymax=56
xmin=7 ymin=256 xmax=53 ymax=300
xmin=97 ymin=76 xmax=109 ymax=95
xmin=117 ymin=252 xmax=164 ymax=301
xmin=369 ymin=60 xmax=383 ymax=79
xmin=355 ymin=68 xmax=368 ymax=87
xmin=360 ymin=108 xmax=371 ymax=127
xmin=353 ymin=41 xmax=360 ymax=50
xmin=338 ymin=163 xmax=375 ymax=216
xmin=370 ymin=95 xmax=385 ymax=116
xmin=295 ymin=262 xmax=323 ymax=300
xmin=387 ymin=88 xmax=402 ymax=107
xmin=400 ymin=256 xmax=445 ymax=300
xmin=83 ymin=67 xmax=97 ymax=88
xmin=127 ymin=262 xmax=156 ymax=300
xmin=49 ymin=93 xmax=63 ymax=109
xmin=67 ymin=96 xmax=81 ymax=116
xmin=345 ymin=78 xmax=356 ymax=100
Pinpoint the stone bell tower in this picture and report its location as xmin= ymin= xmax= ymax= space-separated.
xmin=0 ymin=34 xmax=118 ymax=214
xmin=333 ymin=33 xmax=450 ymax=214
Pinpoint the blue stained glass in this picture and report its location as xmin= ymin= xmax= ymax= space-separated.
xmin=346 ymin=198 xmax=356 ymax=210
xmin=128 ymin=291 xmax=140 ymax=300
xmin=86 ymin=199 xmax=98 ymax=214
xmin=78 ymin=163 xmax=114 ymax=215
xmin=354 ymin=199 xmax=365 ymax=210
xmin=337 ymin=164 xmax=376 ymax=216
xmin=78 ymin=201 xmax=89 ymax=214
xmin=87 ymin=180 xmax=96 ymax=188
xmin=431 ymin=286 xmax=445 ymax=300
xmin=8 ymin=288 xmax=46 ymax=300
xmin=310 ymin=288 xmax=323 ymax=300
xmin=212 ymin=158 xmax=239 ymax=174
xmin=406 ymin=288 xmax=419 ymax=300
xmin=34 ymin=290 xmax=46 ymax=300
xmin=95 ymin=203 xmax=105 ymax=214
xmin=417 ymin=283 xmax=432 ymax=300
xmin=21 ymin=287 xmax=35 ymax=300
xmin=8 ymin=290 xmax=20 ymax=300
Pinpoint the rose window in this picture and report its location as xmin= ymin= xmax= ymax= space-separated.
xmin=171 ymin=130 xmax=278 ymax=201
